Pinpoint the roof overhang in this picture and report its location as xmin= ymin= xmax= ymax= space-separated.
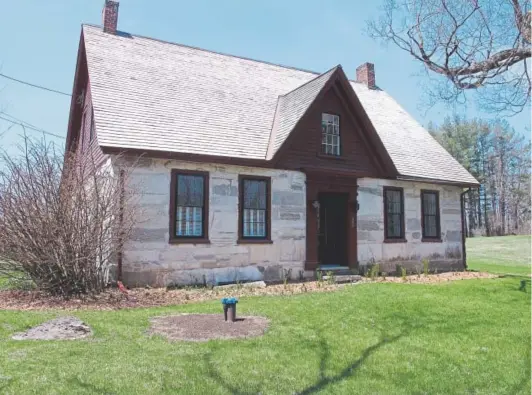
xmin=395 ymin=175 xmax=480 ymax=188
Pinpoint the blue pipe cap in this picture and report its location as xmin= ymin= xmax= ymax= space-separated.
xmin=221 ymin=297 xmax=238 ymax=304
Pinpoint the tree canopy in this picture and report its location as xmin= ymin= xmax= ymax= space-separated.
xmin=430 ymin=116 xmax=531 ymax=235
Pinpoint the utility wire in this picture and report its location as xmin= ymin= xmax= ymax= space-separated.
xmin=1 ymin=112 xmax=61 ymax=137
xmin=0 ymin=72 xmax=71 ymax=97
xmin=0 ymin=115 xmax=65 ymax=139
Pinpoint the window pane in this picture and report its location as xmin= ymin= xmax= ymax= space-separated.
xmin=243 ymin=209 xmax=266 ymax=237
xmin=424 ymin=215 xmax=437 ymax=237
xmin=176 ymin=206 xmax=203 ymax=236
xmin=423 ymin=193 xmax=436 ymax=215
xmin=243 ymin=180 xmax=266 ymax=209
xmin=177 ymin=175 xmax=204 ymax=207
xmin=386 ymin=190 xmax=401 ymax=214
xmin=387 ymin=213 xmax=402 ymax=238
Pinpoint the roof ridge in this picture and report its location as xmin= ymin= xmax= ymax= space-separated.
xmin=83 ymin=24 xmax=323 ymax=77
xmin=279 ymin=65 xmax=340 ymax=97
xmin=265 ymin=97 xmax=283 ymax=160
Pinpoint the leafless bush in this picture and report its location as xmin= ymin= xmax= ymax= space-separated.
xmin=0 ymin=139 xmax=139 ymax=297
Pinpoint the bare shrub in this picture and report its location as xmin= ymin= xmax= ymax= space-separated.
xmin=0 ymin=139 xmax=139 ymax=297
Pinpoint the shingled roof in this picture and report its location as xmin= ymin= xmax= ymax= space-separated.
xmin=82 ymin=24 xmax=478 ymax=185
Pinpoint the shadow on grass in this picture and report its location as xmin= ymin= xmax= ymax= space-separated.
xmin=202 ymin=331 xmax=404 ymax=395
xmin=68 ymin=377 xmax=117 ymax=394
xmin=297 ymin=333 xmax=403 ymax=395
xmin=498 ymin=276 xmax=532 ymax=293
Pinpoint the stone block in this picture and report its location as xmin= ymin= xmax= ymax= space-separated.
xmin=445 ymin=230 xmax=461 ymax=242
xmin=407 ymin=218 xmax=421 ymax=231
xmin=212 ymin=182 xmax=238 ymax=197
xmin=272 ymin=191 xmax=304 ymax=206
xmin=358 ymin=220 xmax=380 ymax=231
xmin=130 ymin=228 xmax=167 ymax=242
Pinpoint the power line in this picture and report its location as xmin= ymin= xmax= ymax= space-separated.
xmin=0 ymin=72 xmax=71 ymax=97
xmin=2 ymin=112 xmax=46 ymax=132
xmin=0 ymin=114 xmax=65 ymax=139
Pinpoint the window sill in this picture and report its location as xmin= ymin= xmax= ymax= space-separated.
xmin=237 ymin=239 xmax=273 ymax=245
xmin=316 ymin=153 xmax=346 ymax=161
xmin=422 ymin=238 xmax=442 ymax=243
xmin=383 ymin=238 xmax=407 ymax=243
xmin=169 ymin=238 xmax=210 ymax=245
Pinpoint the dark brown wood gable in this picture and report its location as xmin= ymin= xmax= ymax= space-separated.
xmin=273 ymin=68 xmax=397 ymax=178
xmin=65 ymin=29 xmax=87 ymax=155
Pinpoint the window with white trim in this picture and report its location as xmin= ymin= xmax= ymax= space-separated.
xmin=321 ymin=113 xmax=340 ymax=156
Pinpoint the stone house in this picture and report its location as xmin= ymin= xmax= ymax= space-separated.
xmin=65 ymin=1 xmax=479 ymax=286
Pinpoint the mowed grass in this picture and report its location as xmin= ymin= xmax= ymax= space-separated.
xmin=467 ymin=235 xmax=531 ymax=276
xmin=0 ymin=277 xmax=530 ymax=394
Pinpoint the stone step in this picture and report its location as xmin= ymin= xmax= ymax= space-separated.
xmin=318 ymin=268 xmax=355 ymax=276
xmin=322 ymin=274 xmax=362 ymax=284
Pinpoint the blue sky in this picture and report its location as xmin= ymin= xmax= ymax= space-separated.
xmin=0 ymin=0 xmax=529 ymax=153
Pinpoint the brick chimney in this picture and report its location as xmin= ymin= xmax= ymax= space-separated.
xmin=102 ymin=0 xmax=119 ymax=34
xmin=356 ymin=63 xmax=375 ymax=89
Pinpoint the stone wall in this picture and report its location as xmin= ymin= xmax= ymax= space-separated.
xmin=357 ymin=178 xmax=464 ymax=274
xmin=118 ymin=157 xmax=306 ymax=286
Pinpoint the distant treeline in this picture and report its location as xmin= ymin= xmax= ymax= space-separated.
xmin=429 ymin=116 xmax=531 ymax=237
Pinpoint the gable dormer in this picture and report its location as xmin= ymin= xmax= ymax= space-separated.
xmin=269 ymin=66 xmax=396 ymax=178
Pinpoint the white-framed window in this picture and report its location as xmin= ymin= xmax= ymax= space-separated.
xmin=321 ymin=113 xmax=340 ymax=156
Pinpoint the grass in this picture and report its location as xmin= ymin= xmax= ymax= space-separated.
xmin=467 ymin=235 xmax=531 ymax=276
xmin=0 ymin=278 xmax=530 ymax=394
xmin=0 ymin=236 xmax=530 ymax=394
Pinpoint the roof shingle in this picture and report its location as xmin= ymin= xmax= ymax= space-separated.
xmin=82 ymin=24 xmax=478 ymax=185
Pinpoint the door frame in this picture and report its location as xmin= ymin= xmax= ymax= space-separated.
xmin=305 ymin=172 xmax=358 ymax=271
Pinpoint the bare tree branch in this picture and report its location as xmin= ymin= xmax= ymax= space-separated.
xmin=368 ymin=0 xmax=531 ymax=114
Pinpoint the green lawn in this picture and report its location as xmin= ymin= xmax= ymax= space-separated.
xmin=1 ymin=277 xmax=530 ymax=394
xmin=467 ymin=235 xmax=531 ymax=276
xmin=0 ymin=236 xmax=530 ymax=394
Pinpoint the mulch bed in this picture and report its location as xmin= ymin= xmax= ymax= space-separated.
xmin=361 ymin=271 xmax=498 ymax=284
xmin=0 ymin=272 xmax=497 ymax=311
xmin=148 ymin=314 xmax=269 ymax=342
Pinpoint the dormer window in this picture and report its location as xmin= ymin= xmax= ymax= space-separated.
xmin=321 ymin=113 xmax=340 ymax=156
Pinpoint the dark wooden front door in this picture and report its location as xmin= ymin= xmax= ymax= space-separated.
xmin=318 ymin=192 xmax=348 ymax=266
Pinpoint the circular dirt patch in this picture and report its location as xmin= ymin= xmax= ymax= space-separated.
xmin=12 ymin=316 xmax=92 ymax=340
xmin=149 ymin=314 xmax=269 ymax=342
